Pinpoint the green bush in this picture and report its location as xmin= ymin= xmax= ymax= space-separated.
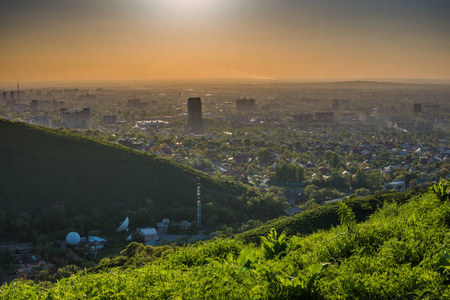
xmin=430 ymin=180 xmax=450 ymax=201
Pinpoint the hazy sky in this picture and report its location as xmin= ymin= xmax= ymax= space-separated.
xmin=1 ymin=0 xmax=449 ymax=82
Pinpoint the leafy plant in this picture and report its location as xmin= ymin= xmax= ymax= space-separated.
xmin=236 ymin=248 xmax=259 ymax=271
xmin=261 ymin=228 xmax=288 ymax=259
xmin=337 ymin=202 xmax=356 ymax=233
xmin=433 ymin=250 xmax=450 ymax=274
xmin=261 ymin=263 xmax=329 ymax=299
xmin=429 ymin=180 xmax=450 ymax=201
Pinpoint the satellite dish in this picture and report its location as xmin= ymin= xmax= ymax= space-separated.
xmin=116 ymin=217 xmax=129 ymax=232
xmin=66 ymin=232 xmax=81 ymax=246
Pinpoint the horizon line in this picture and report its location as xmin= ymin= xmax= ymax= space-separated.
xmin=1 ymin=77 xmax=450 ymax=87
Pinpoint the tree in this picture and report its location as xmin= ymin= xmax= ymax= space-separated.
xmin=257 ymin=148 xmax=272 ymax=162
xmin=274 ymin=161 xmax=305 ymax=183
xmin=324 ymin=151 xmax=343 ymax=168
xmin=177 ymin=148 xmax=187 ymax=157
xmin=394 ymin=174 xmax=406 ymax=182
xmin=355 ymin=188 xmax=370 ymax=197
xmin=353 ymin=168 xmax=369 ymax=188
xmin=243 ymin=138 xmax=251 ymax=147
xmin=311 ymin=174 xmax=326 ymax=187
xmin=327 ymin=171 xmax=346 ymax=188
xmin=206 ymin=214 xmax=219 ymax=230
xmin=304 ymin=185 xmax=319 ymax=198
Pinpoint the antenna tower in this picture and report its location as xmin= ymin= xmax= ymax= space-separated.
xmin=17 ymin=78 xmax=19 ymax=102
xmin=197 ymin=177 xmax=201 ymax=228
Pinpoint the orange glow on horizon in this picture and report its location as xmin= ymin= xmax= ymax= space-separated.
xmin=0 ymin=0 xmax=449 ymax=82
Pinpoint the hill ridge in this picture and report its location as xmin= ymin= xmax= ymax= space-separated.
xmin=0 ymin=119 xmax=252 ymax=239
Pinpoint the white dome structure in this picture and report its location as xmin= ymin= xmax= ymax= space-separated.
xmin=66 ymin=232 xmax=81 ymax=246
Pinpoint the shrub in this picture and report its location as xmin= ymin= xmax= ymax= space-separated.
xmin=430 ymin=180 xmax=450 ymax=201
xmin=261 ymin=228 xmax=288 ymax=259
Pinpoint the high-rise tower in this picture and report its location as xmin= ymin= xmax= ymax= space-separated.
xmin=414 ymin=103 xmax=422 ymax=116
xmin=187 ymin=97 xmax=203 ymax=132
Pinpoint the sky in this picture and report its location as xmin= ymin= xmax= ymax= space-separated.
xmin=1 ymin=0 xmax=449 ymax=83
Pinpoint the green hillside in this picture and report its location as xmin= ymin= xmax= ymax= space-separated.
xmin=2 ymin=183 xmax=450 ymax=299
xmin=0 ymin=120 xmax=258 ymax=239
xmin=236 ymin=189 xmax=425 ymax=244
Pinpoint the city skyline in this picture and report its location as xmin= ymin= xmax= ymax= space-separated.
xmin=1 ymin=0 xmax=449 ymax=83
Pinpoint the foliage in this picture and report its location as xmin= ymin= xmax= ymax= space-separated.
xmin=303 ymin=185 xmax=345 ymax=204
xmin=433 ymin=250 xmax=450 ymax=275
xmin=272 ymin=161 xmax=305 ymax=183
xmin=253 ymin=187 xmax=428 ymax=243
xmin=261 ymin=228 xmax=288 ymax=259
xmin=352 ymin=168 xmax=370 ymax=188
xmin=337 ymin=202 xmax=356 ymax=233
xmin=429 ymin=180 xmax=450 ymax=201
xmin=355 ymin=188 xmax=371 ymax=197
xmin=3 ymin=189 xmax=450 ymax=298
xmin=260 ymin=263 xmax=329 ymax=299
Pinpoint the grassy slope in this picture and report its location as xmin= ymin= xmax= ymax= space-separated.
xmin=2 ymin=187 xmax=450 ymax=299
xmin=0 ymin=120 xmax=248 ymax=222
xmin=237 ymin=189 xmax=423 ymax=244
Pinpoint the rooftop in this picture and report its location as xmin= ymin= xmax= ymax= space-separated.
xmin=138 ymin=227 xmax=158 ymax=236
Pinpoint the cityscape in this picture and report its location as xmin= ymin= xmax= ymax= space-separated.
xmin=1 ymin=0 xmax=450 ymax=298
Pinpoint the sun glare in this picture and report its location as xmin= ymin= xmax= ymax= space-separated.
xmin=165 ymin=0 xmax=216 ymax=6
xmin=158 ymin=0 xmax=225 ymax=14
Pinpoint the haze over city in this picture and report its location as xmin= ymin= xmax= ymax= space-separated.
xmin=1 ymin=0 xmax=450 ymax=84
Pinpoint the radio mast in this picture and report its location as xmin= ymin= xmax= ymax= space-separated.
xmin=197 ymin=177 xmax=201 ymax=228
xmin=17 ymin=78 xmax=19 ymax=102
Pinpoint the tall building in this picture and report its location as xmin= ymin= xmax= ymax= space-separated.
xmin=127 ymin=98 xmax=147 ymax=108
xmin=293 ymin=113 xmax=314 ymax=123
xmin=422 ymin=104 xmax=439 ymax=114
xmin=332 ymin=99 xmax=340 ymax=110
xmin=314 ymin=112 xmax=334 ymax=122
xmin=60 ymin=107 xmax=91 ymax=129
xmin=236 ymin=98 xmax=256 ymax=112
xmin=103 ymin=114 xmax=118 ymax=124
xmin=414 ymin=103 xmax=422 ymax=116
xmin=187 ymin=97 xmax=203 ymax=132
xmin=30 ymin=100 xmax=38 ymax=111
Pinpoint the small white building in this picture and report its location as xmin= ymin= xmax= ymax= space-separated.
xmin=137 ymin=227 xmax=159 ymax=242
xmin=180 ymin=220 xmax=191 ymax=230
xmin=88 ymin=236 xmax=107 ymax=250
xmin=135 ymin=120 xmax=168 ymax=129
xmin=383 ymin=181 xmax=406 ymax=192
xmin=156 ymin=218 xmax=170 ymax=233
